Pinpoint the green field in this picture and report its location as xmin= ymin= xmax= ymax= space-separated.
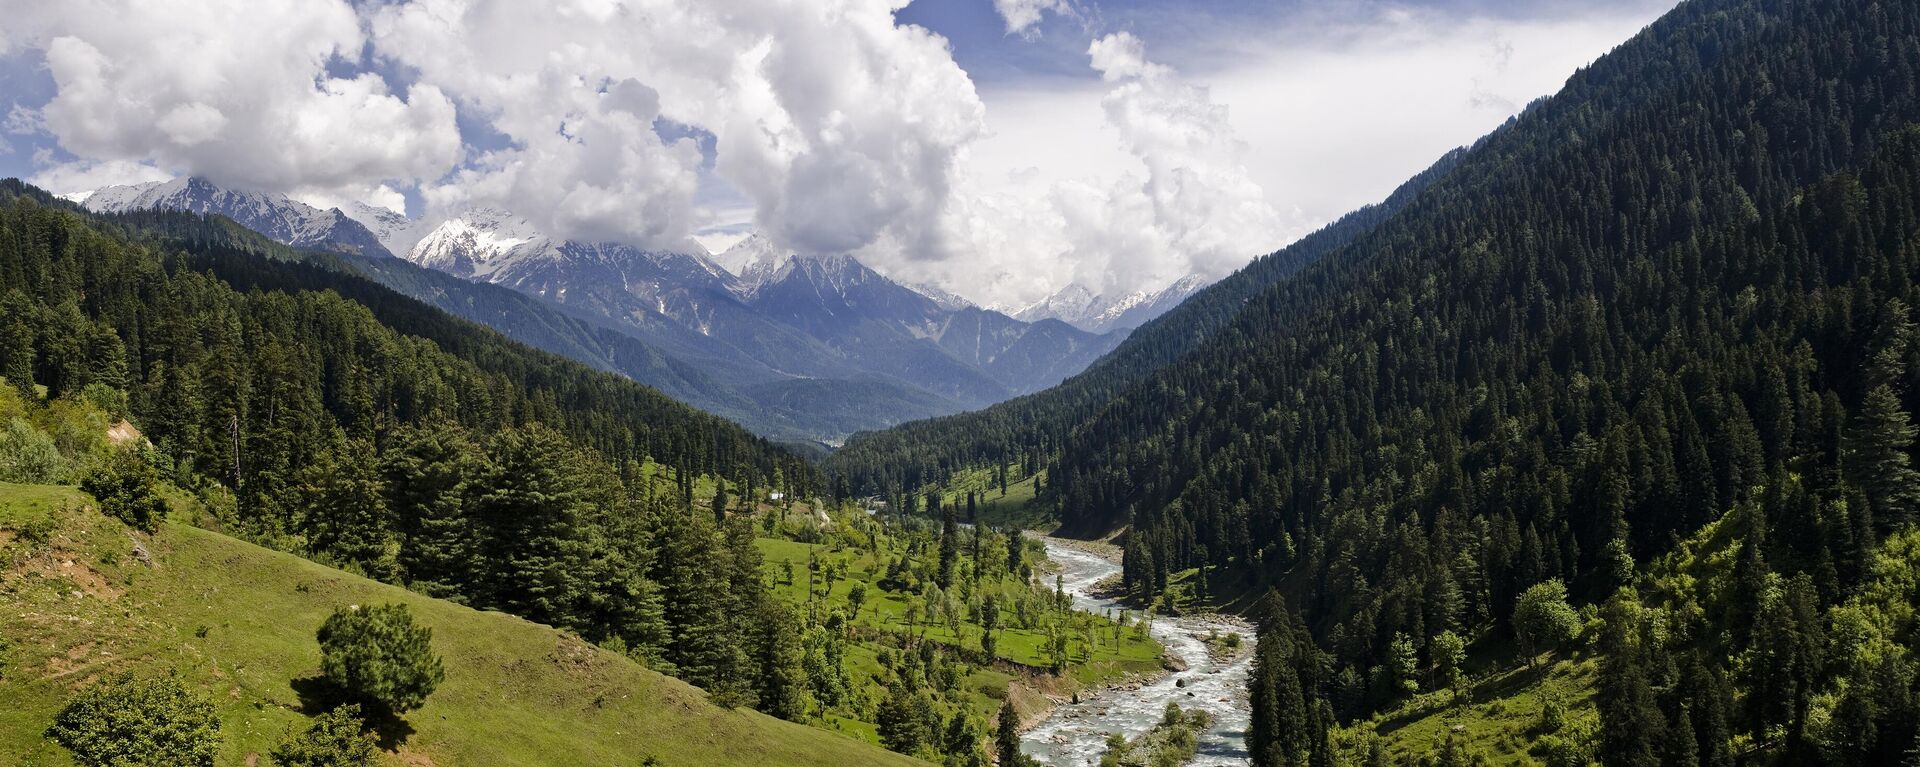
xmin=929 ymin=465 xmax=1052 ymax=530
xmin=748 ymin=503 xmax=1164 ymax=752
xmin=0 ymin=483 xmax=924 ymax=767
xmin=1339 ymin=653 xmax=1600 ymax=766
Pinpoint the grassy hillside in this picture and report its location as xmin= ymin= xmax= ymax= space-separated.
xmin=0 ymin=483 xmax=923 ymax=767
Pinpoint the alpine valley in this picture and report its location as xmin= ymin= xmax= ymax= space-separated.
xmin=77 ymin=179 xmax=1193 ymax=445
xmin=8 ymin=0 xmax=1920 ymax=766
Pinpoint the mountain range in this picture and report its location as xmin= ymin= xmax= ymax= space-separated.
xmin=1010 ymin=275 xmax=1210 ymax=335
xmin=79 ymin=178 xmax=1192 ymax=443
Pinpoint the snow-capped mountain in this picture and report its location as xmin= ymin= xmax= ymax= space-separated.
xmin=82 ymin=177 xmax=393 ymax=259
xmin=72 ymin=175 xmax=1136 ymax=439
xmin=908 ymin=282 xmax=976 ymax=311
xmin=1014 ymin=275 xmax=1211 ymax=334
xmin=713 ymin=233 xmax=788 ymax=294
xmin=340 ymin=201 xmax=430 ymax=259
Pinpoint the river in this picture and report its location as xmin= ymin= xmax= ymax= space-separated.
xmin=1022 ymin=539 xmax=1255 ymax=766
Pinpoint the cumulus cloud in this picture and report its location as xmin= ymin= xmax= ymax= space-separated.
xmin=0 ymin=0 xmax=462 ymax=201
xmin=906 ymin=32 xmax=1295 ymax=307
xmin=26 ymin=158 xmax=171 ymax=196
xmin=993 ymin=0 xmax=1074 ymax=35
xmin=369 ymin=0 xmax=983 ymax=254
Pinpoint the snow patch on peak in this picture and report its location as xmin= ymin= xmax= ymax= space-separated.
xmin=82 ymin=177 xmax=393 ymax=258
xmin=407 ymin=209 xmax=556 ymax=279
xmin=908 ymin=282 xmax=976 ymax=311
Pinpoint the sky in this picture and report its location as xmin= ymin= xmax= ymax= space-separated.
xmin=0 ymin=0 xmax=1677 ymax=309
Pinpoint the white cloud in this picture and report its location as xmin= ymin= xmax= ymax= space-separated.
xmin=900 ymin=32 xmax=1297 ymax=308
xmin=25 ymin=158 xmax=171 ymax=196
xmin=993 ymin=0 xmax=1072 ymax=35
xmin=0 ymin=0 xmax=1676 ymax=308
xmin=935 ymin=5 xmax=1672 ymax=307
xmin=0 ymin=0 xmax=462 ymax=205
xmin=370 ymin=0 xmax=984 ymax=255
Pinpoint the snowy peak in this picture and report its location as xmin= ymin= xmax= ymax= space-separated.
xmin=340 ymin=201 xmax=428 ymax=259
xmin=1014 ymin=275 xmax=1211 ymax=334
xmin=82 ymin=177 xmax=393 ymax=258
xmin=1013 ymin=283 xmax=1099 ymax=325
xmin=407 ymin=210 xmax=736 ymax=293
xmin=406 ymin=209 xmax=554 ymax=279
xmin=713 ymin=233 xmax=789 ymax=289
xmin=908 ymin=282 xmax=975 ymax=311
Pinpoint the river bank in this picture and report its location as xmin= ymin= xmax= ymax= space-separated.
xmin=1020 ymin=539 xmax=1255 ymax=766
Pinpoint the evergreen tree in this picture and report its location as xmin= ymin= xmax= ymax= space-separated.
xmin=271 ymin=705 xmax=377 ymax=767
xmin=1596 ymin=594 xmax=1664 ymax=767
xmin=938 ymin=502 xmax=958 ymax=589
xmin=475 ymin=425 xmax=597 ymax=627
xmin=379 ymin=423 xmax=481 ymax=598
xmin=1845 ymin=385 xmax=1920 ymax=530
xmin=316 ymin=604 xmax=444 ymax=716
xmin=755 ymin=602 xmax=813 ymax=722
xmin=45 ymin=672 xmax=221 ymax=767
xmin=996 ymin=702 xmax=1029 ymax=767
xmin=295 ymin=438 xmax=394 ymax=580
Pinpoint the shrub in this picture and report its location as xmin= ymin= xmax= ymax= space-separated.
xmin=45 ymin=672 xmax=220 ymax=767
xmin=81 ymin=449 xmax=168 ymax=533
xmin=272 ymin=704 xmax=378 ymax=767
xmin=317 ymin=604 xmax=444 ymax=715
xmin=0 ymin=416 xmax=64 ymax=483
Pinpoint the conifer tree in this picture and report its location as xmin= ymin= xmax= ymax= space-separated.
xmin=380 ymin=423 xmax=481 ymax=598
xmin=1845 ymin=385 xmax=1920 ymax=530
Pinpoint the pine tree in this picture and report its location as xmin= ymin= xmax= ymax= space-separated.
xmin=295 ymin=439 xmax=395 ymax=580
xmin=756 ymin=602 xmax=813 ymax=722
xmin=380 ymin=423 xmax=481 ymax=598
xmin=938 ymin=502 xmax=958 ymax=589
xmin=996 ymin=701 xmax=1028 ymax=767
xmin=1845 ymin=385 xmax=1920 ymax=530
xmin=475 ymin=425 xmax=596 ymax=629
xmin=1596 ymin=594 xmax=1663 ymax=767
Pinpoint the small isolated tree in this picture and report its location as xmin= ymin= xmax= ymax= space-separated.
xmin=272 ymin=704 xmax=377 ymax=767
xmin=1432 ymin=630 xmax=1468 ymax=691
xmin=1388 ymin=632 xmax=1420 ymax=698
xmin=81 ymin=448 xmax=168 ymax=533
xmin=848 ymin=582 xmax=867 ymax=620
xmin=317 ymin=604 xmax=444 ymax=715
xmin=46 ymin=671 xmax=220 ymax=767
xmin=1513 ymin=579 xmax=1580 ymax=664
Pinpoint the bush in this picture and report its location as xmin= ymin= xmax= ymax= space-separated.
xmin=272 ymin=704 xmax=378 ymax=767
xmin=317 ymin=604 xmax=444 ymax=715
xmin=81 ymin=449 xmax=168 ymax=532
xmin=45 ymin=671 xmax=221 ymax=767
xmin=0 ymin=416 xmax=64 ymax=483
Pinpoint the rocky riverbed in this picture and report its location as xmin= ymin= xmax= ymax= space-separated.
xmin=1021 ymin=540 xmax=1255 ymax=766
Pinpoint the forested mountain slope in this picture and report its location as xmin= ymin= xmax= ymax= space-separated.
xmin=0 ymin=185 xmax=813 ymax=494
xmin=853 ymin=0 xmax=1920 ymax=763
xmin=826 ymin=141 xmax=1470 ymax=494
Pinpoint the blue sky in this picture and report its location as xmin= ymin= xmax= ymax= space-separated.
xmin=0 ymin=0 xmax=1677 ymax=306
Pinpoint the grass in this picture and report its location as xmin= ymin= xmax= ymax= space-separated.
xmin=751 ymin=509 xmax=1164 ymax=750
xmin=0 ymin=482 xmax=925 ymax=767
xmin=756 ymin=539 xmax=1161 ymax=676
xmin=930 ymin=465 xmax=1052 ymax=530
xmin=1343 ymin=651 xmax=1600 ymax=766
